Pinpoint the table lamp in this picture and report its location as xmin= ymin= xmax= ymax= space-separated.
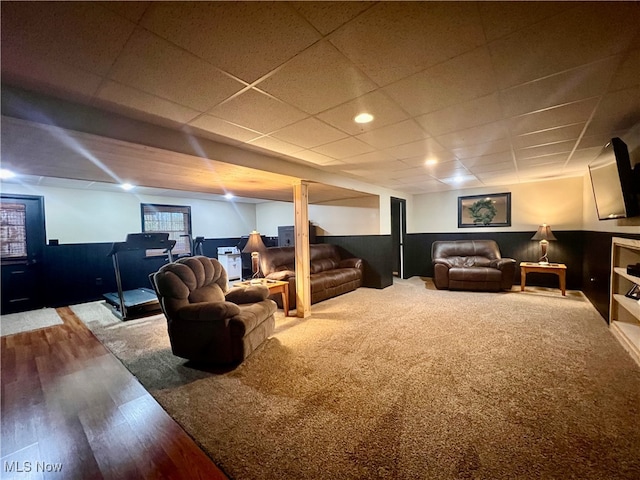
xmin=242 ymin=230 xmax=266 ymax=278
xmin=531 ymin=224 xmax=557 ymax=265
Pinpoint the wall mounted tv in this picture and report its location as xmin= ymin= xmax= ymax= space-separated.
xmin=588 ymin=137 xmax=640 ymax=220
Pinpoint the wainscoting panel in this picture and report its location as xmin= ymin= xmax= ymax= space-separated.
xmin=41 ymin=237 xmax=266 ymax=308
xmin=317 ymin=235 xmax=393 ymax=289
xmin=404 ymin=231 xmax=584 ymax=290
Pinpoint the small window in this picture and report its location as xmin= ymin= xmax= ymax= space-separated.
xmin=141 ymin=203 xmax=192 ymax=256
xmin=1 ymin=203 xmax=27 ymax=259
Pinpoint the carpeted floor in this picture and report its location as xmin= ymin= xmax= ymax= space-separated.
xmin=72 ymin=278 xmax=640 ymax=480
xmin=1 ymin=307 xmax=63 ymax=336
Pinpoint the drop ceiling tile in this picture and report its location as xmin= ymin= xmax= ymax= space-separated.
xmin=488 ymin=2 xmax=640 ymax=89
xmin=97 ymin=81 xmax=201 ymax=125
xmin=478 ymin=2 xmax=573 ymax=42
xmin=383 ymin=47 xmax=498 ymax=116
xmin=208 ymin=88 xmax=308 ymax=133
xmin=585 ymin=86 xmax=640 ymax=135
xmin=515 ymin=140 xmax=576 ymax=161
xmin=440 ymin=174 xmax=482 ymax=187
xmin=393 ymin=173 xmax=440 ymax=184
xmin=452 ymin=139 xmax=512 ymax=159
xmin=141 ymin=2 xmax=321 ymax=83
xmin=475 ymin=172 xmax=520 ymax=185
xmin=415 ymin=93 xmax=503 ymax=137
xmin=467 ymin=161 xmax=516 ymax=175
xmin=1 ymin=54 xmax=103 ymax=100
xmin=512 ymin=123 xmax=585 ymax=150
xmin=109 ymin=29 xmax=245 ymax=111
xmin=517 ymin=153 xmax=569 ymax=167
xmin=517 ymin=163 xmax=566 ymax=178
xmin=311 ymin=137 xmax=375 ymax=159
xmin=295 ymin=150 xmax=346 ymax=166
xmin=609 ymin=48 xmax=640 ymax=91
xmin=460 ymin=152 xmax=514 ymax=169
xmin=341 ymin=150 xmax=397 ymax=165
xmin=1 ymin=2 xmax=135 ymax=76
xmin=258 ymin=41 xmax=377 ymax=115
xmin=188 ymin=115 xmax=263 ymax=143
xmin=246 ymin=136 xmax=304 ymax=156
xmin=436 ymin=121 xmax=510 ymax=149
xmin=567 ymin=147 xmax=603 ymax=167
xmin=384 ymin=138 xmax=453 ymax=161
xmin=98 ymin=1 xmax=148 ymax=22
xmin=356 ymin=120 xmax=428 ymax=149
xmin=508 ymin=98 xmax=599 ymax=136
xmin=423 ymin=160 xmax=471 ymax=179
xmin=577 ymin=132 xmax=628 ymax=150
xmin=499 ymin=57 xmax=618 ymax=118
xmin=271 ymin=117 xmax=348 ymax=149
xmin=316 ymin=90 xmax=409 ymax=135
xmin=291 ymin=2 xmax=373 ymax=35
xmin=330 ymin=2 xmax=485 ymax=86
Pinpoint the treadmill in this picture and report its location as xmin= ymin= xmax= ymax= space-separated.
xmin=103 ymin=233 xmax=176 ymax=320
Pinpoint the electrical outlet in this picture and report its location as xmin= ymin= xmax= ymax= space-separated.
xmin=95 ymin=277 xmax=103 ymax=286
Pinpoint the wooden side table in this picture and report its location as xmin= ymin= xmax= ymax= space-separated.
xmin=234 ymin=279 xmax=290 ymax=316
xmin=520 ymin=262 xmax=567 ymax=296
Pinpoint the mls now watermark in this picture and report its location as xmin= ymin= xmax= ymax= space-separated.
xmin=4 ymin=461 xmax=63 ymax=473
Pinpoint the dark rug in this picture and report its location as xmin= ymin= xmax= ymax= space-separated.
xmin=71 ymin=278 xmax=640 ymax=480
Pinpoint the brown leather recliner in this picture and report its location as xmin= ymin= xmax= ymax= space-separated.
xmin=149 ymin=256 xmax=276 ymax=365
xmin=432 ymin=240 xmax=516 ymax=291
xmin=260 ymin=244 xmax=363 ymax=309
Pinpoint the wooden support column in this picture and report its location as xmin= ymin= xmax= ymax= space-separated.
xmin=294 ymin=181 xmax=311 ymax=318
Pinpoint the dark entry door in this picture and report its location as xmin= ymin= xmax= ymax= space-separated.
xmin=1 ymin=194 xmax=46 ymax=314
xmin=390 ymin=197 xmax=406 ymax=278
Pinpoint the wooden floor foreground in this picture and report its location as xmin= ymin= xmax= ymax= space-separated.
xmin=1 ymin=307 xmax=229 ymax=479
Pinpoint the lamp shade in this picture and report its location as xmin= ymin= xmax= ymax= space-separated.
xmin=242 ymin=231 xmax=266 ymax=253
xmin=531 ymin=224 xmax=557 ymax=242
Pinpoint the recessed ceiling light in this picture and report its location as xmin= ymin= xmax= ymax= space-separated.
xmin=354 ymin=113 xmax=374 ymax=124
xmin=224 ymin=193 xmax=235 ymax=200
xmin=120 ymin=183 xmax=135 ymax=191
xmin=425 ymin=158 xmax=438 ymax=166
xmin=0 ymin=169 xmax=16 ymax=179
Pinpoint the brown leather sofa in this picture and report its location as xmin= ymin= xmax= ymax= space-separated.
xmin=432 ymin=240 xmax=516 ymax=291
xmin=259 ymin=244 xmax=363 ymax=309
xmin=149 ymin=256 xmax=276 ymax=365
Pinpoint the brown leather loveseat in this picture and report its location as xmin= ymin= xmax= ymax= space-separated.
xmin=432 ymin=240 xmax=516 ymax=291
xmin=260 ymin=243 xmax=363 ymax=309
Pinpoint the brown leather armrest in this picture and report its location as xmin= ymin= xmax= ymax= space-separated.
xmin=177 ymin=301 xmax=240 ymax=321
xmin=339 ymin=258 xmax=362 ymax=269
xmin=225 ymin=285 xmax=269 ymax=304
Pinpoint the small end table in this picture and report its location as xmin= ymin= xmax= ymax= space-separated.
xmin=234 ymin=279 xmax=290 ymax=316
xmin=520 ymin=262 xmax=567 ymax=296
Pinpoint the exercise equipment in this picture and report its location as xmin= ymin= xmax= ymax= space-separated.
xmin=103 ymin=233 xmax=175 ymax=320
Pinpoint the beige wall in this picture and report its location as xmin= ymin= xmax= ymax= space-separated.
xmin=0 ymin=183 xmax=257 ymax=243
xmin=256 ymin=196 xmax=380 ymax=237
xmin=410 ymin=176 xmax=585 ymax=233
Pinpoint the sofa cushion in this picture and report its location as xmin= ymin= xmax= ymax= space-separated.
xmin=310 ymin=257 xmax=339 ymax=274
xmin=448 ymin=267 xmax=503 ymax=283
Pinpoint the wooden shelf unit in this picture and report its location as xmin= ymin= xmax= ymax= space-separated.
xmin=610 ymin=237 xmax=640 ymax=366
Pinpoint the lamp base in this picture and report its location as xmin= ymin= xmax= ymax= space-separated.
xmin=538 ymin=241 xmax=550 ymax=265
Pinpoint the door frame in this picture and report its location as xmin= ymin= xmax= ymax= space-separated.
xmin=1 ymin=193 xmax=47 ymax=313
xmin=390 ymin=197 xmax=407 ymax=279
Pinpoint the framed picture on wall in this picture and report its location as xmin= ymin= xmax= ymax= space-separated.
xmin=458 ymin=192 xmax=511 ymax=228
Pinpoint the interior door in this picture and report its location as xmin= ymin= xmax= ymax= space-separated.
xmin=1 ymin=194 xmax=46 ymax=314
xmin=391 ymin=197 xmax=406 ymax=278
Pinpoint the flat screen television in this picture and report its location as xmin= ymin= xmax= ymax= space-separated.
xmin=588 ymin=137 xmax=640 ymax=220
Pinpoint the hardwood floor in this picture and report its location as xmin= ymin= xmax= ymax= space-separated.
xmin=1 ymin=307 xmax=229 ymax=480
